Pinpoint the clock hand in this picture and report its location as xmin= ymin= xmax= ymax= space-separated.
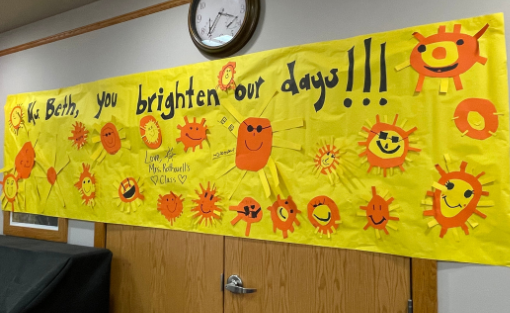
xmin=226 ymin=16 xmax=238 ymax=28
xmin=208 ymin=10 xmax=223 ymax=36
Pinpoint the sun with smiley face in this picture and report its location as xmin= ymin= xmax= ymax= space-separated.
xmin=91 ymin=118 xmax=129 ymax=163
xmin=9 ymin=105 xmax=24 ymax=135
xmin=423 ymin=158 xmax=492 ymax=238
xmin=396 ymin=23 xmax=489 ymax=93
xmin=140 ymin=115 xmax=162 ymax=149
xmin=157 ymin=191 xmax=184 ymax=226
xmin=359 ymin=114 xmax=420 ymax=177
xmin=74 ymin=163 xmax=96 ymax=207
xmin=68 ymin=121 xmax=88 ymax=150
xmin=359 ymin=186 xmax=399 ymax=239
xmin=217 ymin=62 xmax=237 ymax=91
xmin=1 ymin=172 xmax=23 ymax=211
xmin=191 ymin=182 xmax=223 ymax=226
xmin=267 ymin=195 xmax=301 ymax=239
xmin=307 ymin=196 xmax=341 ymax=238
xmin=176 ymin=116 xmax=208 ymax=152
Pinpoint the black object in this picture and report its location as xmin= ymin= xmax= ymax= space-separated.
xmin=0 ymin=236 xmax=112 ymax=313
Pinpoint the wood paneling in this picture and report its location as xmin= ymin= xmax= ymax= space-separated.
xmin=3 ymin=211 xmax=68 ymax=243
xmin=224 ymin=237 xmax=410 ymax=313
xmin=107 ymin=225 xmax=224 ymax=313
xmin=0 ymin=0 xmax=191 ymax=57
xmin=94 ymin=222 xmax=106 ymax=248
xmin=412 ymin=259 xmax=438 ymax=313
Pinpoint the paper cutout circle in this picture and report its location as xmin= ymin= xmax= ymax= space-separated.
xmin=454 ymin=98 xmax=498 ymax=140
xmin=307 ymin=196 xmax=340 ymax=236
xmin=236 ymin=117 xmax=273 ymax=172
xmin=101 ymin=123 xmax=121 ymax=155
xmin=267 ymin=195 xmax=300 ymax=239
xmin=229 ymin=197 xmax=263 ymax=237
xmin=176 ymin=117 xmax=208 ymax=152
xmin=140 ymin=115 xmax=162 ymax=149
xmin=15 ymin=142 xmax=35 ymax=179
xmin=158 ymin=191 xmax=184 ymax=226
xmin=118 ymin=177 xmax=144 ymax=203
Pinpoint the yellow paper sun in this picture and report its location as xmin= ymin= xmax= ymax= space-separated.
xmin=0 ymin=168 xmax=24 ymax=211
xmin=113 ymin=176 xmax=145 ymax=213
xmin=9 ymin=105 xmax=24 ymax=135
xmin=190 ymin=182 xmax=223 ymax=226
xmin=91 ymin=117 xmax=130 ymax=163
xmin=34 ymin=136 xmax=70 ymax=208
xmin=218 ymin=92 xmax=304 ymax=199
xmin=217 ymin=62 xmax=237 ymax=91
xmin=312 ymin=137 xmax=356 ymax=187
xmin=75 ymin=163 xmax=96 ymax=207
xmin=358 ymin=114 xmax=420 ymax=177
xmin=422 ymin=155 xmax=493 ymax=239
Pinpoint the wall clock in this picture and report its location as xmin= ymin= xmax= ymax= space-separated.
xmin=188 ymin=0 xmax=260 ymax=57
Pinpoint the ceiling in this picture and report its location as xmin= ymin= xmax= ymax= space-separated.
xmin=0 ymin=0 xmax=98 ymax=33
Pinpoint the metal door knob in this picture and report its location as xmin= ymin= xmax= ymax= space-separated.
xmin=225 ymin=275 xmax=257 ymax=294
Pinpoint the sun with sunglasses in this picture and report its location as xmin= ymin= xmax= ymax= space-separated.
xmin=358 ymin=114 xmax=421 ymax=177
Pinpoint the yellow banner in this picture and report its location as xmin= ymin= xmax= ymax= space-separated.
xmin=3 ymin=13 xmax=509 ymax=266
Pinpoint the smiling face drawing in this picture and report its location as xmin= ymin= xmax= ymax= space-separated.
xmin=307 ymin=196 xmax=341 ymax=237
xmin=217 ymin=62 xmax=237 ymax=91
xmin=101 ymin=122 xmax=121 ymax=154
xmin=118 ymin=177 xmax=144 ymax=203
xmin=408 ymin=23 xmax=488 ymax=91
xmin=360 ymin=186 xmax=399 ymax=236
xmin=2 ymin=174 xmax=18 ymax=202
xmin=9 ymin=105 xmax=23 ymax=134
xmin=176 ymin=117 xmax=208 ymax=152
xmin=236 ymin=117 xmax=273 ymax=171
xmin=75 ymin=163 xmax=96 ymax=206
xmin=158 ymin=192 xmax=184 ymax=225
xmin=359 ymin=115 xmax=420 ymax=177
xmin=267 ymin=195 xmax=301 ymax=239
xmin=423 ymin=161 xmax=489 ymax=238
xmin=15 ymin=142 xmax=35 ymax=179
xmin=191 ymin=182 xmax=222 ymax=226
xmin=140 ymin=115 xmax=162 ymax=149
xmin=453 ymin=98 xmax=499 ymax=140
xmin=69 ymin=121 xmax=88 ymax=150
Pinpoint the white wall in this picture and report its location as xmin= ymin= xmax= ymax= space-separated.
xmin=1 ymin=0 xmax=510 ymax=312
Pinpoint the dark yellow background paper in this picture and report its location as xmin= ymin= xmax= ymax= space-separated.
xmin=3 ymin=13 xmax=509 ymax=266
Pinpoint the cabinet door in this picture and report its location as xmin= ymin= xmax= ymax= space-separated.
xmin=224 ymin=237 xmax=410 ymax=313
xmin=107 ymin=225 xmax=224 ymax=313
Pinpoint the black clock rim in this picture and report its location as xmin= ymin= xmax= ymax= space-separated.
xmin=188 ymin=0 xmax=260 ymax=57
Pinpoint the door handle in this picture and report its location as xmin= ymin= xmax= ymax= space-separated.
xmin=225 ymin=275 xmax=257 ymax=294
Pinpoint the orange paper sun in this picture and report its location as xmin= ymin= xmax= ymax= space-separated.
xmin=140 ymin=115 xmax=162 ymax=149
xmin=176 ymin=117 xmax=208 ymax=152
xmin=191 ymin=182 xmax=222 ymax=226
xmin=157 ymin=191 xmax=184 ymax=226
xmin=91 ymin=119 xmax=129 ymax=163
xmin=312 ymin=138 xmax=352 ymax=186
xmin=68 ymin=121 xmax=88 ymax=150
xmin=453 ymin=98 xmax=500 ymax=140
xmin=307 ymin=196 xmax=341 ymax=238
xmin=359 ymin=186 xmax=399 ymax=239
xmin=114 ymin=176 xmax=145 ymax=213
xmin=397 ymin=23 xmax=488 ymax=93
xmin=229 ymin=197 xmax=263 ymax=237
xmin=359 ymin=115 xmax=420 ymax=177
xmin=1 ymin=173 xmax=21 ymax=211
xmin=74 ymin=163 xmax=96 ymax=207
xmin=267 ymin=195 xmax=301 ymax=239
xmin=217 ymin=62 xmax=237 ymax=91
xmin=15 ymin=142 xmax=36 ymax=180
xmin=423 ymin=159 xmax=492 ymax=238
xmin=9 ymin=105 xmax=24 ymax=135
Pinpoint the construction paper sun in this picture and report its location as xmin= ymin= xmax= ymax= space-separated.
xmin=114 ymin=177 xmax=145 ymax=213
xmin=218 ymin=94 xmax=303 ymax=198
xmin=397 ymin=23 xmax=488 ymax=93
xmin=423 ymin=160 xmax=492 ymax=238
xmin=176 ymin=117 xmax=208 ymax=152
xmin=34 ymin=143 xmax=70 ymax=208
xmin=140 ymin=115 xmax=162 ymax=149
xmin=236 ymin=117 xmax=273 ymax=171
xmin=74 ymin=163 xmax=96 ymax=207
xmin=217 ymin=62 xmax=236 ymax=91
xmin=1 ymin=173 xmax=20 ymax=211
xmin=359 ymin=186 xmax=399 ymax=238
xmin=15 ymin=142 xmax=36 ymax=179
xmin=9 ymin=105 xmax=24 ymax=135
xmin=267 ymin=195 xmax=301 ymax=239
xmin=453 ymin=98 xmax=499 ymax=140
xmin=68 ymin=121 xmax=88 ymax=150
xmin=229 ymin=197 xmax=263 ymax=237
xmin=359 ymin=115 xmax=420 ymax=177
xmin=307 ymin=196 xmax=341 ymax=238
xmin=191 ymin=182 xmax=222 ymax=226
xmin=157 ymin=191 xmax=184 ymax=225
xmin=91 ymin=120 xmax=128 ymax=163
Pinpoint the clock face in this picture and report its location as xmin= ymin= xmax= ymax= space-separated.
xmin=194 ymin=0 xmax=247 ymax=47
